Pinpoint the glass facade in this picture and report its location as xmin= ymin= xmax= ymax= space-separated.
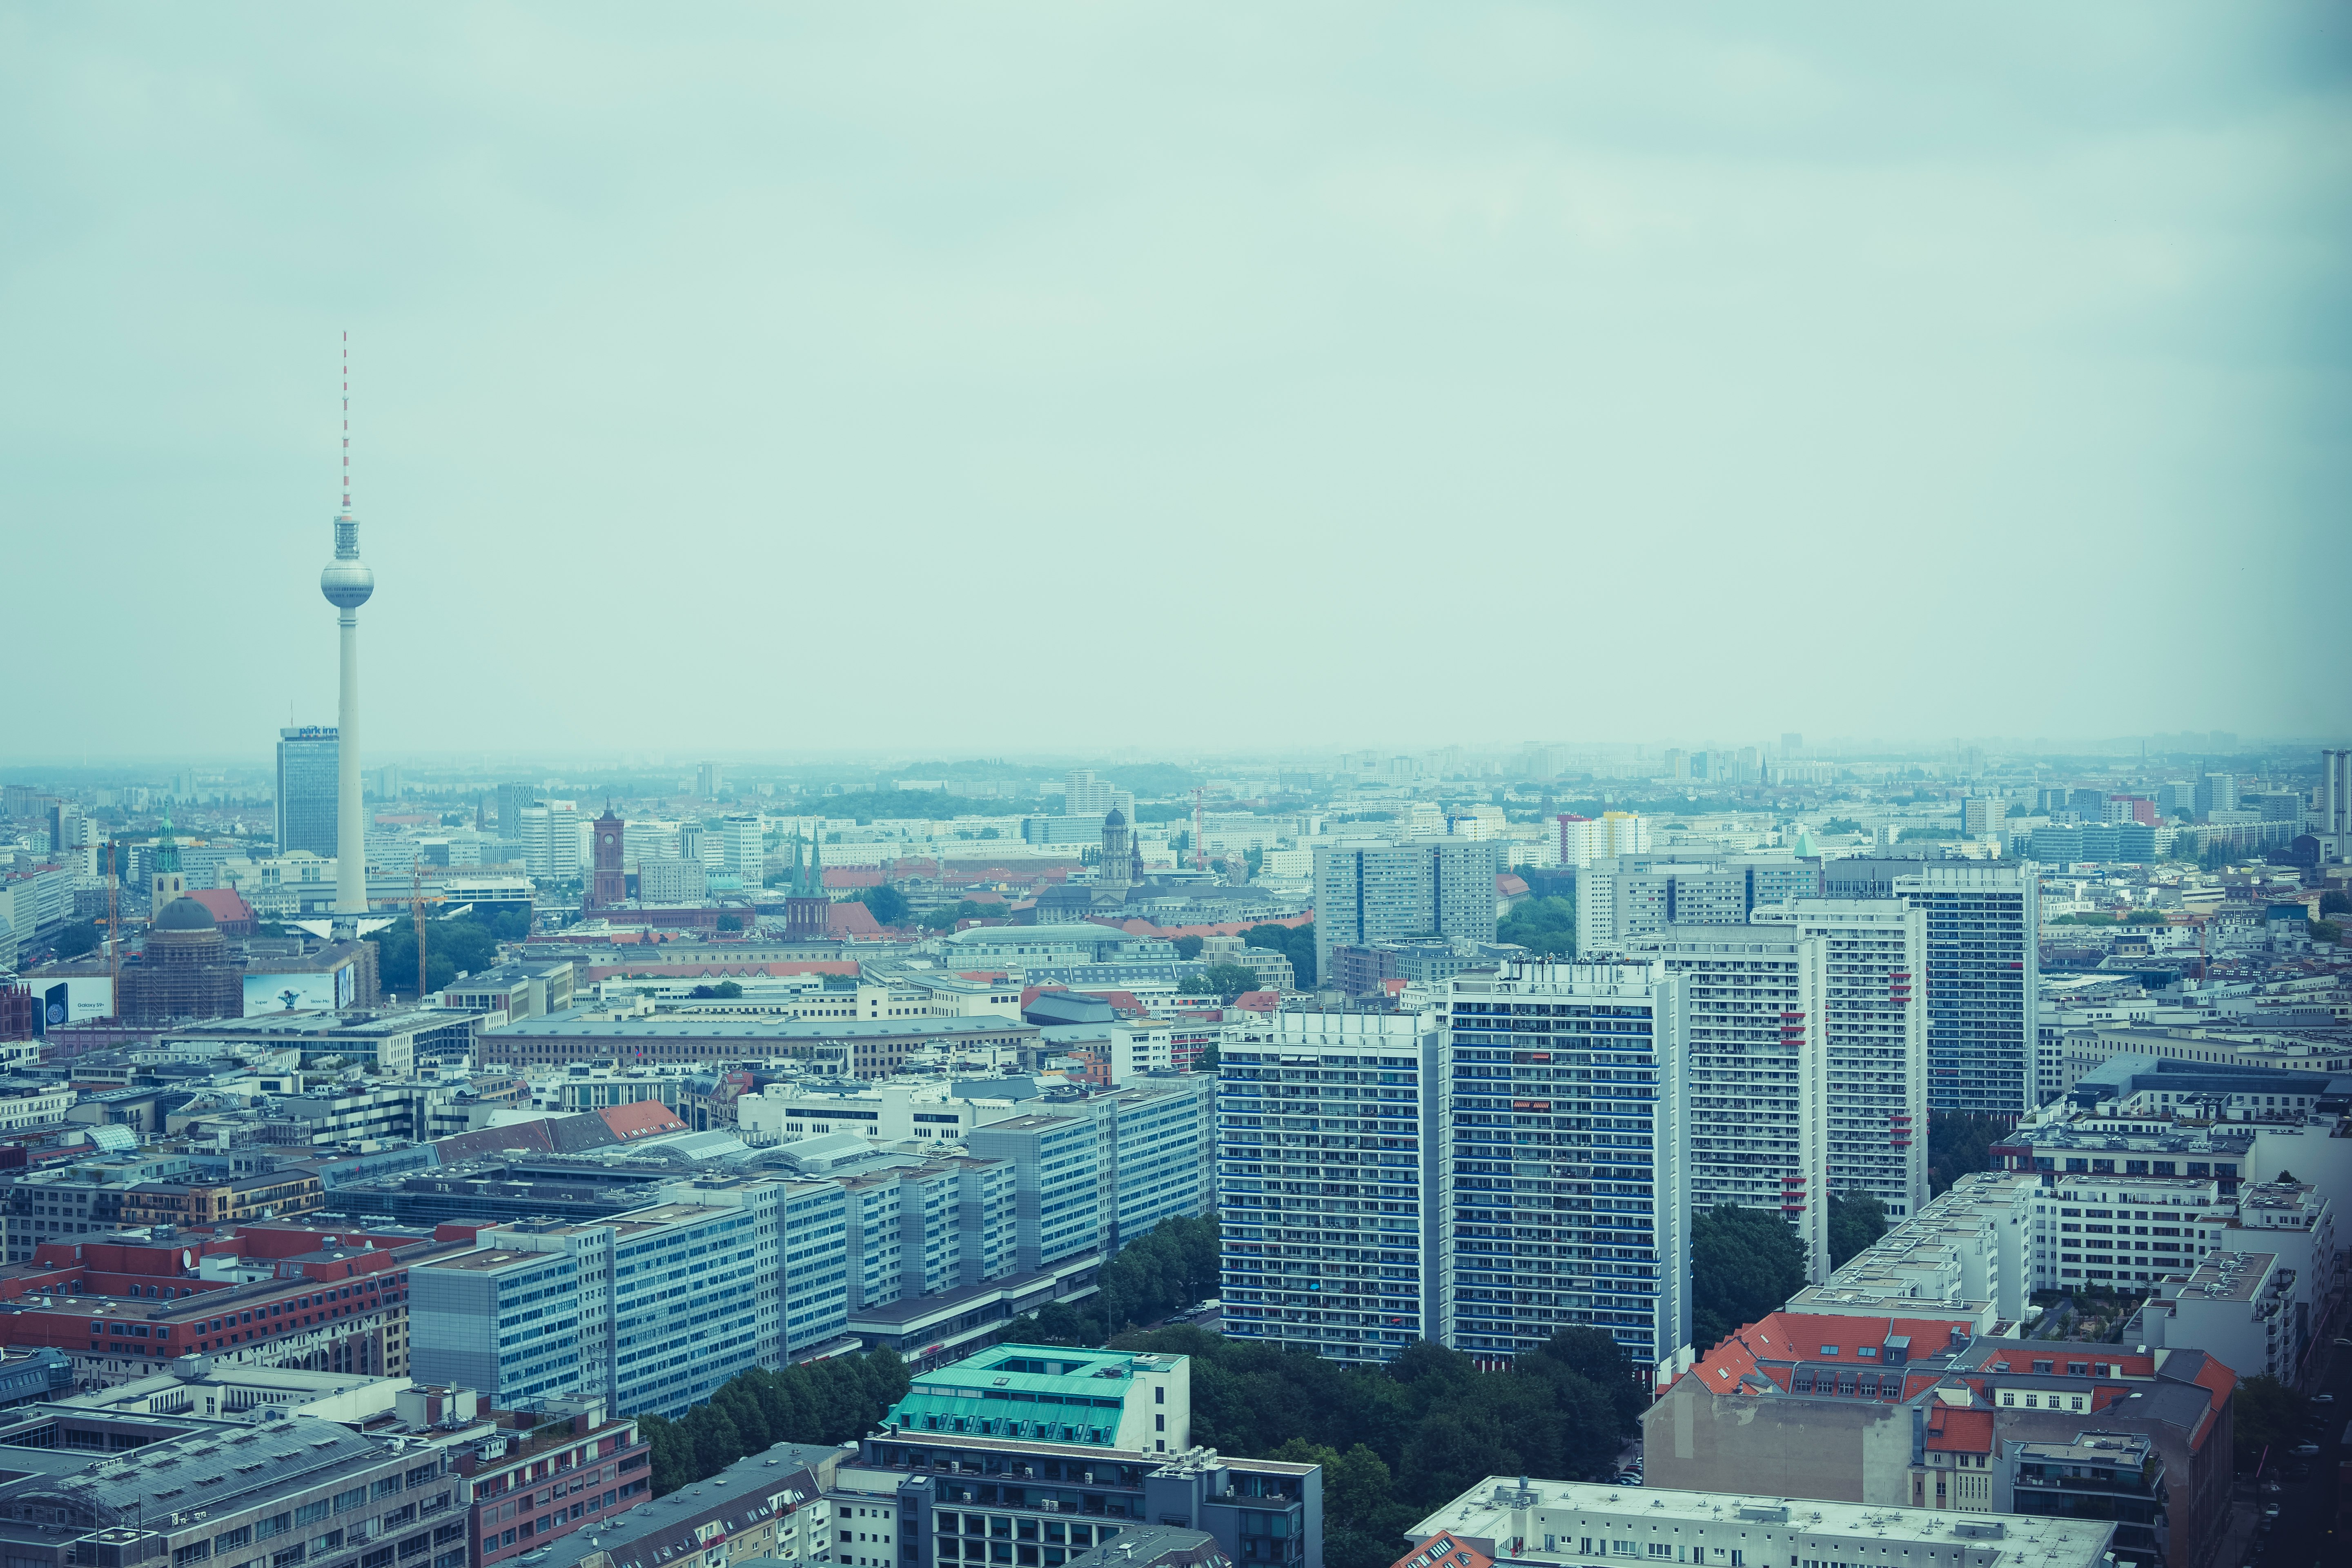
xmin=1443 ymin=962 xmax=1687 ymax=1368
xmin=276 ymin=726 xmax=340 ymax=857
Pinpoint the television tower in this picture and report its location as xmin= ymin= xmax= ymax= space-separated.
xmin=319 ymin=331 xmax=374 ymax=940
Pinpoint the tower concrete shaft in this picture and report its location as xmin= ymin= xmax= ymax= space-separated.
xmin=321 ymin=509 xmax=374 ymax=936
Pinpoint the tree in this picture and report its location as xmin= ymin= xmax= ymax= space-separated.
xmin=689 ymin=980 xmax=744 ymax=999
xmin=2322 ymin=890 xmax=2351 ymax=916
xmin=1243 ymin=921 xmax=1316 ymax=989
xmin=52 ymin=921 xmax=100 ymax=960
xmin=716 ymin=913 xmax=744 ymax=933
xmin=2232 ymin=1373 xmax=2306 ymax=1464
xmin=999 ymin=1216 xmax=1221 ymax=1347
xmin=1822 ymin=817 xmax=1864 ymax=834
xmin=920 ymin=900 xmax=1003 ymax=931
xmin=1690 ymin=1204 xmax=1806 ymax=1351
xmin=856 ymin=884 xmax=911 ymax=926
xmin=1497 ymin=896 xmax=1575 ymax=956
xmin=1184 ymin=963 xmax=1261 ymax=1001
xmin=368 ymin=911 xmax=514 ymax=997
xmin=631 ymin=1345 xmax=911 ymax=1494
xmin=1927 ymin=1112 xmax=2004 ymax=1197
xmin=1828 ymin=1190 xmax=1888 ymax=1270
xmin=1173 ymin=935 xmax=1205 ymax=961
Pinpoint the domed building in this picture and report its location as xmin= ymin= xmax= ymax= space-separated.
xmin=119 ymin=896 xmax=246 ymax=1025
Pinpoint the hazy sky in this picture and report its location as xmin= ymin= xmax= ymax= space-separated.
xmin=4 ymin=3 xmax=2347 ymax=764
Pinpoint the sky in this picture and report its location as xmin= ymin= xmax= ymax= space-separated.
xmin=4 ymin=3 xmax=2348 ymax=764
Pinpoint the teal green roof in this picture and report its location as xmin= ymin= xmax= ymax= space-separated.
xmin=881 ymin=1344 xmax=1166 ymax=1445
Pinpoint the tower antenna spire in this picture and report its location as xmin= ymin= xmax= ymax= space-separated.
xmin=341 ymin=329 xmax=351 ymax=513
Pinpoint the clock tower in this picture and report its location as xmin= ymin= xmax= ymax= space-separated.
xmin=590 ymin=804 xmax=626 ymax=909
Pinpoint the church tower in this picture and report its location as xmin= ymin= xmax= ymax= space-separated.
xmin=150 ymin=815 xmax=186 ymax=913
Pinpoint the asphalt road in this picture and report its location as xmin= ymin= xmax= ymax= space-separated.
xmin=2245 ymin=1332 xmax=2345 ymax=1568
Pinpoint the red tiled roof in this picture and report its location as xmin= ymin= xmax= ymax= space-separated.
xmin=1103 ymin=914 xmax=1312 ymax=940
xmin=829 ymin=902 xmax=883 ymax=936
xmin=822 ymin=868 xmax=886 ymax=889
xmin=1234 ymin=990 xmax=1280 ymax=1012
xmin=1390 ymin=1530 xmax=1494 ymax=1568
xmin=1497 ymin=873 xmax=1528 ymax=897
xmin=576 ymin=959 xmax=858 ymax=980
xmin=1680 ymin=1309 xmax=1982 ymax=1394
xmin=1924 ymin=1405 xmax=1995 ymax=1452
xmin=597 ymin=1101 xmax=688 ymax=1141
xmin=185 ymin=889 xmax=257 ymax=924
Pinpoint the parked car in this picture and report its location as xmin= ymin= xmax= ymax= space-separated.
xmin=2312 ymin=1393 xmax=2334 ymax=1405
xmin=2289 ymin=1442 xmax=2321 ymax=1457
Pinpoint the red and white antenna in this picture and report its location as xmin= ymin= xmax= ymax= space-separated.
xmin=341 ymin=329 xmax=352 ymax=512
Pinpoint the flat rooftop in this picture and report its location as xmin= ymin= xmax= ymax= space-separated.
xmin=1411 ymin=1477 xmax=2115 ymax=1568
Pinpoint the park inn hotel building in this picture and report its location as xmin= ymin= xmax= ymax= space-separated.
xmin=1217 ymin=961 xmax=1692 ymax=1376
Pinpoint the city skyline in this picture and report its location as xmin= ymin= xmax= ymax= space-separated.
xmin=3 ymin=5 xmax=2346 ymax=756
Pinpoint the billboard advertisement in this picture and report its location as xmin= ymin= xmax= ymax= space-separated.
xmin=35 ymin=978 xmax=113 ymax=1032
xmin=243 ymin=968 xmax=349 ymax=1017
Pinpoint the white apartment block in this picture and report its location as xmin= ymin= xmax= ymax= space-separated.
xmin=1556 ymin=812 xmax=1653 ymax=869
xmin=520 ymin=801 xmax=581 ymax=882
xmin=1405 ymin=1477 xmax=2116 ymax=1568
xmin=2143 ymin=1249 xmax=2296 ymax=1381
xmin=1780 ymin=1166 xmax=2336 ymax=1380
xmin=737 ymin=1084 xmax=1026 ymax=1147
xmin=1754 ymin=899 xmax=1929 ymax=1219
xmin=1622 ymin=926 xmax=1829 ymax=1280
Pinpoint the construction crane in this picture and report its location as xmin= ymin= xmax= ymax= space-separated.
xmin=410 ymin=861 xmax=428 ymax=1002
xmin=105 ymin=839 xmax=120 ymax=1020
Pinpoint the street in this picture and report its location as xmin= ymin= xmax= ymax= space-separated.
xmin=2241 ymin=1329 xmax=2345 ymax=1568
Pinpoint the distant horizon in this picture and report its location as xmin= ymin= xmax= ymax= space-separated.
xmin=5 ymin=732 xmax=2339 ymax=785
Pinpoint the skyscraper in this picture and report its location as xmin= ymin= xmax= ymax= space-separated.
xmin=1621 ymin=926 xmax=1829 ymax=1281
xmin=2193 ymin=772 xmax=2238 ymax=819
xmin=1443 ymin=960 xmax=1690 ymax=1373
xmin=1216 ymin=1011 xmax=1446 ymax=1364
xmin=1312 ymin=837 xmax=1501 ymax=984
xmin=275 ymin=726 xmax=340 ymax=857
xmin=2321 ymin=748 xmax=2352 ymax=862
xmin=1751 ymin=898 xmax=1929 ymax=1221
xmin=718 ymin=812 xmax=764 ymax=887
xmin=317 ymin=333 xmax=374 ymax=938
xmin=1893 ymin=862 xmax=2039 ymax=1115
xmin=519 ymin=801 xmax=581 ymax=882
xmin=496 ymin=781 xmax=535 ymax=834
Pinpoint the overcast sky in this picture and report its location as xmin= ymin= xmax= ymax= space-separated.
xmin=4 ymin=3 xmax=2346 ymax=764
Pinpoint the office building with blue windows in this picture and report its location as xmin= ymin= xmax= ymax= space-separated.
xmin=275 ymin=724 xmax=340 ymax=857
xmin=1215 ymin=1011 xmax=1446 ymax=1364
xmin=1443 ymin=960 xmax=1690 ymax=1375
xmin=1893 ymin=862 xmax=2040 ymax=1116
